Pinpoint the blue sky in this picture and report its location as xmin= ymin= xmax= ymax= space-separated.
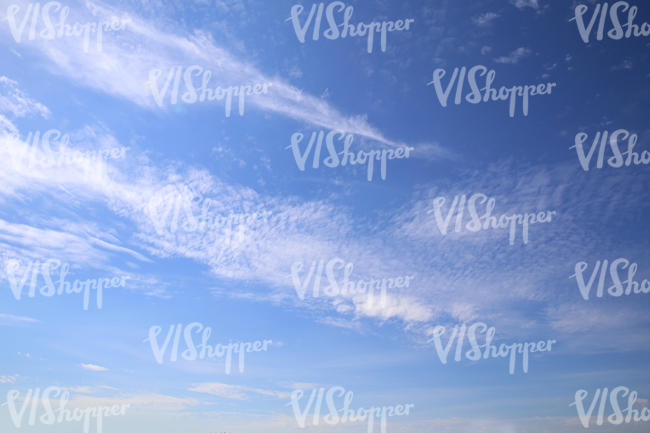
xmin=0 ymin=0 xmax=649 ymax=432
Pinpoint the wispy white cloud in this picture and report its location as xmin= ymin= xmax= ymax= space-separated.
xmin=391 ymin=157 xmax=650 ymax=345
xmin=494 ymin=47 xmax=532 ymax=64
xmin=0 ymin=1 xmax=401 ymax=147
xmin=0 ymin=374 xmax=18 ymax=383
xmin=61 ymin=385 xmax=94 ymax=394
xmin=81 ymin=363 xmax=109 ymax=371
xmin=472 ymin=12 xmax=500 ymax=27
xmin=546 ymin=302 xmax=650 ymax=353
xmin=0 ymin=76 xmax=50 ymax=118
xmin=66 ymin=392 xmax=200 ymax=412
xmin=0 ymin=110 xmax=431 ymax=326
xmin=188 ymin=382 xmax=290 ymax=400
xmin=0 ymin=313 xmax=39 ymax=324
xmin=510 ymin=0 xmax=540 ymax=10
